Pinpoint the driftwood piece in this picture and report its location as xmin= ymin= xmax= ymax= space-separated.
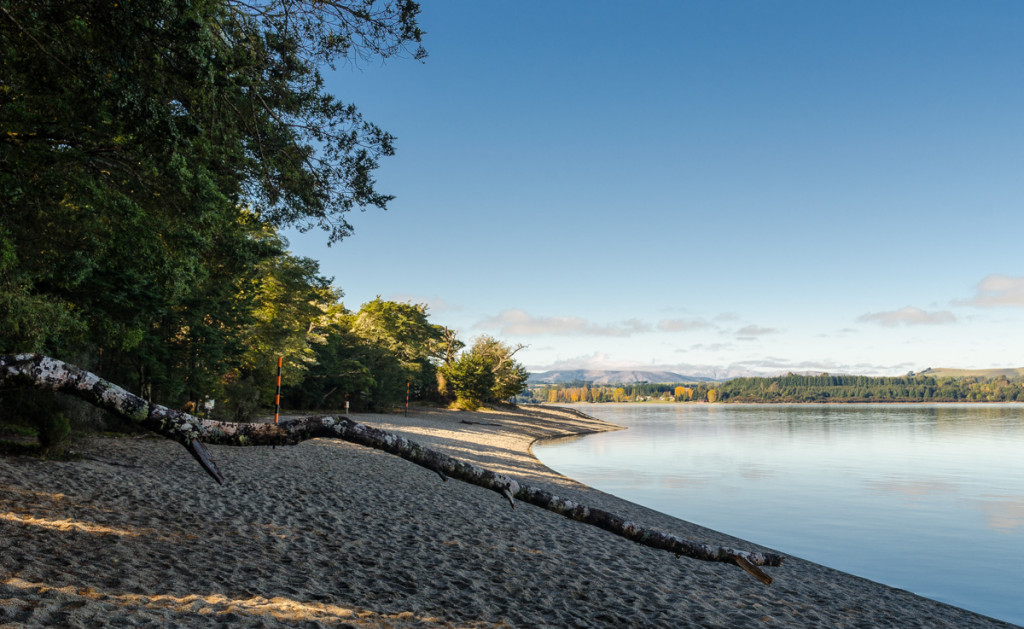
xmin=0 ymin=353 xmax=784 ymax=583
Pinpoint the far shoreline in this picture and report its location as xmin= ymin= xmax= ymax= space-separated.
xmin=531 ymin=399 xmax=1024 ymax=405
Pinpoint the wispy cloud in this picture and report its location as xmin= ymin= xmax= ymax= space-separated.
xmin=736 ymin=325 xmax=778 ymax=340
xmin=475 ymin=309 xmax=651 ymax=337
xmin=657 ymin=318 xmax=714 ymax=332
xmin=527 ymin=353 xmax=646 ymax=371
xmin=857 ymin=306 xmax=956 ymax=327
xmin=678 ymin=342 xmax=733 ymax=353
xmin=729 ymin=357 xmax=915 ymax=376
xmin=823 ymin=328 xmax=858 ymax=337
xmin=957 ymin=275 xmax=1024 ymax=308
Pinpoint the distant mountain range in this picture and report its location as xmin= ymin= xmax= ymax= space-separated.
xmin=527 ymin=369 xmax=719 ymax=385
xmin=916 ymin=367 xmax=1024 ymax=378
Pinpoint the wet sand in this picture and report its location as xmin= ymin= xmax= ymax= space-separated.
xmin=1 ymin=405 xmax=1016 ymax=627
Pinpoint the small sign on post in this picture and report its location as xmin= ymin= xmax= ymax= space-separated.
xmin=274 ymin=356 xmax=283 ymax=424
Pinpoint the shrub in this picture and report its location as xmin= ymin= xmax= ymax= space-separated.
xmin=38 ymin=412 xmax=71 ymax=458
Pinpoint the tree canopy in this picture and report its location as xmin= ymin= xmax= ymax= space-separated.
xmin=0 ymin=0 xmax=534 ymax=425
xmin=440 ymin=336 xmax=529 ymax=410
xmin=527 ymin=373 xmax=1024 ymax=404
xmin=1 ymin=0 xmax=423 ymax=353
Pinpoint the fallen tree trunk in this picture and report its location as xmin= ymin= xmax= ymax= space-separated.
xmin=0 ymin=353 xmax=783 ymax=584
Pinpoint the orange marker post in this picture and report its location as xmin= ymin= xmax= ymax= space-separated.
xmin=405 ymin=381 xmax=410 ymax=415
xmin=274 ymin=356 xmax=283 ymax=424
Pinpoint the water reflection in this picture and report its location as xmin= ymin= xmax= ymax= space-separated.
xmin=979 ymin=496 xmax=1024 ymax=532
xmin=533 ymin=403 xmax=1024 ymax=625
xmin=863 ymin=478 xmax=960 ymax=500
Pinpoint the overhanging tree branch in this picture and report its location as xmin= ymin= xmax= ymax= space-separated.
xmin=0 ymin=353 xmax=783 ymax=584
xmin=0 ymin=6 xmax=76 ymax=76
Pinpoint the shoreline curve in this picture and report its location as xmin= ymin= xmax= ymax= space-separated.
xmin=1 ymin=404 xmax=1016 ymax=627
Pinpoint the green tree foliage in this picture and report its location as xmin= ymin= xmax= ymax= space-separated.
xmin=1 ymin=0 xmax=421 ymax=352
xmin=282 ymin=321 xmax=376 ymax=411
xmin=530 ymin=373 xmax=1024 ymax=404
xmin=214 ymin=230 xmax=344 ymax=419
xmin=2 ymin=1 xmax=538 ymax=422
xmin=440 ymin=336 xmax=528 ymax=409
xmin=281 ymin=298 xmax=446 ymax=412
xmin=1 ymin=0 xmax=426 ymax=419
xmin=348 ymin=298 xmax=445 ymax=408
xmin=350 ymin=298 xmax=444 ymax=365
xmin=440 ymin=353 xmax=495 ymax=411
xmin=715 ymin=373 xmax=1023 ymax=403
xmin=467 ymin=336 xmax=529 ymax=402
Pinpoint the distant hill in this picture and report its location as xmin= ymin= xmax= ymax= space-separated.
xmin=916 ymin=367 xmax=1024 ymax=379
xmin=527 ymin=369 xmax=717 ymax=385
xmin=527 ymin=366 xmax=1024 ymax=386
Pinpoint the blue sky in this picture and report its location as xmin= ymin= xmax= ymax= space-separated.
xmin=284 ymin=1 xmax=1024 ymax=377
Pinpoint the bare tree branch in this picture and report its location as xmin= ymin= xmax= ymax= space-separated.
xmin=0 ymin=353 xmax=783 ymax=583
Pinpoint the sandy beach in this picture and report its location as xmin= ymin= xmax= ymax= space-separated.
xmin=0 ymin=405 xmax=1016 ymax=628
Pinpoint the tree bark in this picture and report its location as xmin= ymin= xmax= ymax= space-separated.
xmin=0 ymin=353 xmax=783 ymax=583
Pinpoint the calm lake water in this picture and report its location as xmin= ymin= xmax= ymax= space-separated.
xmin=532 ymin=403 xmax=1024 ymax=626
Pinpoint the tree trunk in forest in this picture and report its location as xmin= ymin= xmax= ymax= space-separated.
xmin=0 ymin=353 xmax=783 ymax=584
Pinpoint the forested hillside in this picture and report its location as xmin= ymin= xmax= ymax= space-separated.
xmin=523 ymin=382 xmax=716 ymax=404
xmin=716 ymin=373 xmax=1024 ymax=402
xmin=527 ymin=373 xmax=1024 ymax=404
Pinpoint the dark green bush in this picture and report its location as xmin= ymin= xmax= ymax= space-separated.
xmin=38 ymin=412 xmax=71 ymax=458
